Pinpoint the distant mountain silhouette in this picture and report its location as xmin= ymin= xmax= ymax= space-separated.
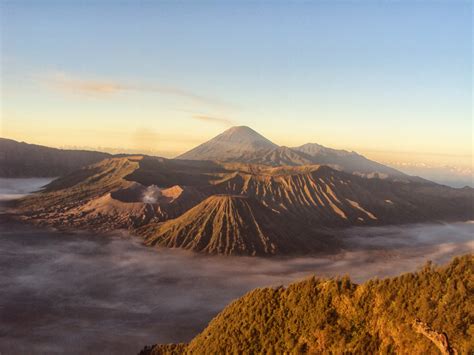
xmin=0 ymin=138 xmax=110 ymax=177
xmin=293 ymin=142 xmax=408 ymax=179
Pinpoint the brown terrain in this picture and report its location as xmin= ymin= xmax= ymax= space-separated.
xmin=14 ymin=151 xmax=474 ymax=255
xmin=9 ymin=126 xmax=474 ymax=255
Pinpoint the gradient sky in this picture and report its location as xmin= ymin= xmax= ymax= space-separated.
xmin=1 ymin=0 xmax=472 ymax=170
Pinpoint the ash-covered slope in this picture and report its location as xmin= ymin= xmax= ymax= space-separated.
xmin=176 ymin=126 xmax=278 ymax=161
xmin=0 ymin=137 xmax=111 ymax=177
xmin=140 ymin=195 xmax=332 ymax=256
xmin=15 ymin=156 xmax=208 ymax=231
xmin=142 ymin=255 xmax=473 ymax=354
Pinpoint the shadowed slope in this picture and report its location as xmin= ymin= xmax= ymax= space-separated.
xmin=0 ymin=137 xmax=111 ymax=177
xmin=293 ymin=142 xmax=409 ymax=178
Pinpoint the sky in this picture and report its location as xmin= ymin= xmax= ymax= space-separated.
xmin=0 ymin=0 xmax=472 ymax=180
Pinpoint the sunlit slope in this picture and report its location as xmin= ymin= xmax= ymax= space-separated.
xmin=144 ymin=255 xmax=473 ymax=354
xmin=16 ymin=156 xmax=210 ymax=230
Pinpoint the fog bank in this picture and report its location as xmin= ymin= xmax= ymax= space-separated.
xmin=0 ymin=177 xmax=54 ymax=200
xmin=1 ymin=220 xmax=472 ymax=354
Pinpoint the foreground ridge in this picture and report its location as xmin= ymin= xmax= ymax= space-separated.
xmin=140 ymin=255 xmax=473 ymax=354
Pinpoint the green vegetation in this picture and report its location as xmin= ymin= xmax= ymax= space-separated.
xmin=144 ymin=255 xmax=473 ymax=354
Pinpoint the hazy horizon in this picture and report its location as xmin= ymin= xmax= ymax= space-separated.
xmin=2 ymin=126 xmax=472 ymax=187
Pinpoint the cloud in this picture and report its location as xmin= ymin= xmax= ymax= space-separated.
xmin=192 ymin=115 xmax=235 ymax=126
xmin=42 ymin=72 xmax=232 ymax=108
xmin=47 ymin=72 xmax=124 ymax=94
xmin=1 ymin=219 xmax=472 ymax=352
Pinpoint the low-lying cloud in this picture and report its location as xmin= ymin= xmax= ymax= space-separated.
xmin=0 ymin=178 xmax=53 ymax=200
xmin=1 ymin=179 xmax=472 ymax=354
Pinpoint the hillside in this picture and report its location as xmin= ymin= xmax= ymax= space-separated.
xmin=140 ymin=195 xmax=334 ymax=256
xmin=14 ymin=156 xmax=211 ymax=231
xmin=210 ymin=165 xmax=473 ymax=226
xmin=142 ymin=254 xmax=473 ymax=354
xmin=0 ymin=138 xmax=110 ymax=177
xmin=15 ymin=156 xmax=474 ymax=254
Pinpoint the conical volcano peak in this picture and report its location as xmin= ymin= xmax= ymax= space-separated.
xmin=222 ymin=125 xmax=263 ymax=136
xmin=214 ymin=126 xmax=275 ymax=144
xmin=177 ymin=126 xmax=277 ymax=161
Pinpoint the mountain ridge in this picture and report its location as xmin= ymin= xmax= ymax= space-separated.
xmin=141 ymin=254 xmax=473 ymax=354
xmin=0 ymin=137 xmax=111 ymax=177
xmin=176 ymin=126 xmax=413 ymax=181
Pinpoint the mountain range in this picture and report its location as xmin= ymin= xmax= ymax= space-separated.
xmin=14 ymin=127 xmax=473 ymax=255
xmin=177 ymin=126 xmax=414 ymax=181
xmin=0 ymin=137 xmax=111 ymax=177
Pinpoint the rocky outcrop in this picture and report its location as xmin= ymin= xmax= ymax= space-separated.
xmin=413 ymin=319 xmax=458 ymax=355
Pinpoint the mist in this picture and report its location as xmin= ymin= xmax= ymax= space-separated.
xmin=1 ymin=221 xmax=472 ymax=354
xmin=142 ymin=184 xmax=161 ymax=204
xmin=0 ymin=177 xmax=53 ymax=200
xmin=0 ymin=178 xmax=472 ymax=354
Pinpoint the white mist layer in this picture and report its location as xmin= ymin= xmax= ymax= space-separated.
xmin=0 ymin=178 xmax=55 ymax=201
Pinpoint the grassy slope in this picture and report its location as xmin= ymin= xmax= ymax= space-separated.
xmin=145 ymin=255 xmax=473 ymax=354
